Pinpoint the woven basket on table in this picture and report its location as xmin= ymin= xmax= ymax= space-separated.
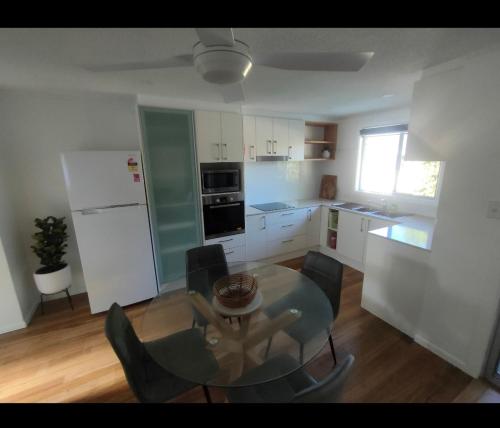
xmin=213 ymin=273 xmax=257 ymax=308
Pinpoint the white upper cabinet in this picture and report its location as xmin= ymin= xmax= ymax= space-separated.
xmin=245 ymin=115 xmax=305 ymax=160
xmin=195 ymin=110 xmax=243 ymax=163
xmin=221 ymin=112 xmax=243 ymax=162
xmin=288 ymin=119 xmax=305 ymax=161
xmin=272 ymin=118 xmax=289 ymax=156
xmin=243 ymin=115 xmax=256 ymax=162
xmin=255 ymin=116 xmax=274 ymax=156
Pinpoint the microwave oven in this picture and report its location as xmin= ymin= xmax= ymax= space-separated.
xmin=201 ymin=168 xmax=241 ymax=194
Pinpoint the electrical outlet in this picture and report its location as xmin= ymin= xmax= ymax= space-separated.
xmin=487 ymin=201 xmax=500 ymax=219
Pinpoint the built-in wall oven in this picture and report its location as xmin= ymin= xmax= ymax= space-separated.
xmin=202 ymin=192 xmax=245 ymax=239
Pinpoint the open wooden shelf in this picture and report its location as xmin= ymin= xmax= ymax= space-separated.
xmin=304 ymin=121 xmax=337 ymax=160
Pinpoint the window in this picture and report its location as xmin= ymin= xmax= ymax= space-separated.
xmin=356 ymin=125 xmax=441 ymax=198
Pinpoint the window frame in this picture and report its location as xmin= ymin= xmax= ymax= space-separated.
xmin=355 ymin=128 xmax=442 ymax=200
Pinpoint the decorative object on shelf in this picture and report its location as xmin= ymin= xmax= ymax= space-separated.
xmin=319 ymin=175 xmax=337 ymax=199
xmin=329 ymin=232 xmax=337 ymax=249
xmin=31 ymin=216 xmax=73 ymax=314
xmin=322 ymin=148 xmax=331 ymax=159
xmin=213 ymin=273 xmax=257 ymax=308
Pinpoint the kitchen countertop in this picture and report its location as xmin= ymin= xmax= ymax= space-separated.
xmin=246 ymin=198 xmax=436 ymax=251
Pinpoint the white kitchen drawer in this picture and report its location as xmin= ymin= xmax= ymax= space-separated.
xmin=267 ymin=235 xmax=307 ymax=258
xmin=266 ymin=208 xmax=309 ymax=225
xmin=204 ymin=233 xmax=245 ymax=250
xmin=267 ymin=220 xmax=308 ymax=241
xmin=223 ymin=245 xmax=245 ymax=262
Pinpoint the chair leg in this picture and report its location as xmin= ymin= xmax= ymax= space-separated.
xmin=191 ymin=318 xmax=196 ymax=329
xmin=328 ymin=334 xmax=337 ymax=365
xmin=64 ymin=288 xmax=74 ymax=311
xmin=299 ymin=343 xmax=304 ymax=365
xmin=229 ymin=317 xmax=233 ymax=324
xmin=264 ymin=336 xmax=273 ymax=359
xmin=40 ymin=294 xmax=44 ymax=315
xmin=202 ymin=385 xmax=212 ymax=403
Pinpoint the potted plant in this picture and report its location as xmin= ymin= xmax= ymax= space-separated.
xmin=31 ymin=216 xmax=71 ymax=296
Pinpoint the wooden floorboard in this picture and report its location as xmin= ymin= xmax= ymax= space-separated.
xmin=0 ymin=256 xmax=497 ymax=403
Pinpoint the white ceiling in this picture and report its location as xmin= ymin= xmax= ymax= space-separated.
xmin=1 ymin=28 xmax=500 ymax=118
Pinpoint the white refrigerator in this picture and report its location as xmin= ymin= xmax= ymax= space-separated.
xmin=61 ymin=150 xmax=158 ymax=314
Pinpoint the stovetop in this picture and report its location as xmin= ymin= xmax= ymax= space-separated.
xmin=250 ymin=202 xmax=296 ymax=212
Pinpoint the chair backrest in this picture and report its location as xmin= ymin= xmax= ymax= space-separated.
xmin=185 ymin=244 xmax=229 ymax=327
xmin=292 ymin=354 xmax=354 ymax=403
xmin=185 ymin=244 xmax=229 ymax=294
xmin=301 ymin=251 xmax=344 ymax=319
xmin=104 ymin=302 xmax=149 ymax=402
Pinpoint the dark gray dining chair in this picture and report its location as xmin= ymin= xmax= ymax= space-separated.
xmin=186 ymin=244 xmax=230 ymax=333
xmin=105 ymin=302 xmax=218 ymax=403
xmin=226 ymin=353 xmax=354 ymax=403
xmin=264 ymin=251 xmax=343 ymax=364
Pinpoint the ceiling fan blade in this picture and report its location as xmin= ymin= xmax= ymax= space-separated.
xmin=83 ymin=55 xmax=193 ymax=72
xmin=218 ymin=83 xmax=245 ymax=103
xmin=254 ymin=52 xmax=375 ymax=72
xmin=195 ymin=28 xmax=234 ymax=47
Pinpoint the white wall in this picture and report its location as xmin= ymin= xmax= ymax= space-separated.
xmin=0 ymin=165 xmax=30 ymax=332
xmin=323 ymin=107 xmax=439 ymax=217
xmin=244 ymin=161 xmax=326 ymax=205
xmin=0 ymin=88 xmax=141 ymax=315
xmin=402 ymin=50 xmax=500 ymax=377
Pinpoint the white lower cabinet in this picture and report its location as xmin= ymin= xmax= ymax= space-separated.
xmin=205 ymin=233 xmax=246 ymax=262
xmin=223 ymin=245 xmax=245 ymax=262
xmin=307 ymin=206 xmax=321 ymax=246
xmin=267 ymin=235 xmax=307 ymax=257
xmin=245 ymin=207 xmax=321 ymax=261
xmin=245 ymin=214 xmax=268 ymax=261
xmin=330 ymin=209 xmax=397 ymax=268
xmin=336 ymin=211 xmax=367 ymax=264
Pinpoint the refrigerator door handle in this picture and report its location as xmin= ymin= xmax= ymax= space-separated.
xmin=81 ymin=208 xmax=103 ymax=215
xmin=79 ymin=203 xmax=142 ymax=215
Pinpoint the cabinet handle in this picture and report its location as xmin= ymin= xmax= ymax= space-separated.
xmin=281 ymin=212 xmax=293 ymax=216
xmin=281 ymin=224 xmax=294 ymax=228
xmin=218 ymin=238 xmax=234 ymax=243
xmin=282 ymin=239 xmax=294 ymax=243
xmin=225 ymin=250 xmax=234 ymax=255
xmin=266 ymin=140 xmax=272 ymax=154
xmin=360 ymin=218 xmax=364 ymax=232
xmin=214 ymin=143 xmax=221 ymax=160
xmin=288 ymin=145 xmax=292 ymax=159
xmin=222 ymin=143 xmax=228 ymax=160
xmin=250 ymin=145 xmax=255 ymax=160
xmin=273 ymin=140 xmax=277 ymax=154
xmin=261 ymin=215 xmax=266 ymax=230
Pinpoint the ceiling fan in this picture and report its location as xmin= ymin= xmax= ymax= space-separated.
xmin=84 ymin=28 xmax=374 ymax=103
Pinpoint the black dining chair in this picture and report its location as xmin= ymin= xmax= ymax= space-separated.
xmin=264 ymin=251 xmax=344 ymax=364
xmin=105 ymin=302 xmax=218 ymax=403
xmin=186 ymin=244 xmax=230 ymax=333
xmin=226 ymin=353 xmax=354 ymax=403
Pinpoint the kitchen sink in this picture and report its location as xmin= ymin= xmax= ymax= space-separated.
xmin=352 ymin=206 xmax=378 ymax=213
xmin=335 ymin=202 xmax=364 ymax=210
xmin=371 ymin=210 xmax=408 ymax=218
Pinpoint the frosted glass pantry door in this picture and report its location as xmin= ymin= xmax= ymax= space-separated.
xmin=139 ymin=107 xmax=202 ymax=285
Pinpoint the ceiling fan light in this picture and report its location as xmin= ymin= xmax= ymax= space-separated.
xmin=193 ymin=41 xmax=253 ymax=85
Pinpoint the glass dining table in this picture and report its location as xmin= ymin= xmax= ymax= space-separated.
xmin=140 ymin=261 xmax=333 ymax=390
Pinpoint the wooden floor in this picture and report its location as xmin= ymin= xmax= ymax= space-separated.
xmin=1 ymin=256 xmax=499 ymax=403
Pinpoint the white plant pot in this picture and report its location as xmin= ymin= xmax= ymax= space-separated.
xmin=33 ymin=264 xmax=71 ymax=295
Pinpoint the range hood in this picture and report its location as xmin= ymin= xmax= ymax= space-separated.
xmin=256 ymin=155 xmax=289 ymax=162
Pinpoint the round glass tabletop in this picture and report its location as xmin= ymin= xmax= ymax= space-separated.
xmin=140 ymin=261 xmax=333 ymax=388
